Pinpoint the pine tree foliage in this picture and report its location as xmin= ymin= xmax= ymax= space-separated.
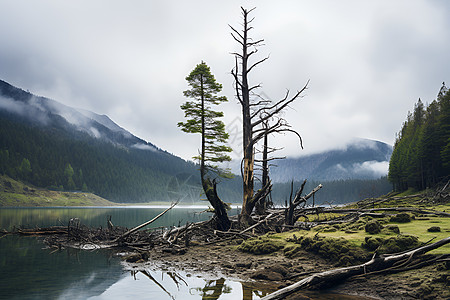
xmin=178 ymin=61 xmax=233 ymax=230
xmin=178 ymin=61 xmax=232 ymax=178
xmin=388 ymin=82 xmax=450 ymax=191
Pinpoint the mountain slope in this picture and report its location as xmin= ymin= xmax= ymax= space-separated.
xmin=269 ymin=138 xmax=393 ymax=182
xmin=0 ymin=79 xmax=207 ymax=202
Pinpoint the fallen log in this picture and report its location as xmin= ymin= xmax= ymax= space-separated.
xmin=240 ymin=213 xmax=275 ymax=234
xmin=261 ymin=236 xmax=450 ymax=300
xmin=113 ymin=201 xmax=178 ymax=243
xmin=2 ymin=226 xmax=69 ymax=236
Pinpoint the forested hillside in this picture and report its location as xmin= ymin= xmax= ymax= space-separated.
xmin=388 ymin=83 xmax=450 ymax=191
xmin=0 ymin=79 xmax=244 ymax=203
xmin=0 ymin=114 xmax=199 ymax=202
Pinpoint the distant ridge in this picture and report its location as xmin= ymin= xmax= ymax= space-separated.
xmin=269 ymin=138 xmax=393 ymax=182
xmin=0 ymin=79 xmax=158 ymax=151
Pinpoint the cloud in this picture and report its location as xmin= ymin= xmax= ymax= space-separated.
xmin=89 ymin=127 xmax=101 ymax=139
xmin=131 ymin=143 xmax=157 ymax=152
xmin=0 ymin=96 xmax=50 ymax=124
xmin=1 ymin=0 xmax=449 ymax=161
xmin=352 ymin=161 xmax=390 ymax=178
xmin=0 ymin=96 xmax=26 ymax=115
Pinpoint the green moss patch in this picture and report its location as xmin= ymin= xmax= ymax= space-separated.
xmin=362 ymin=235 xmax=420 ymax=253
xmin=365 ymin=220 xmax=383 ymax=234
xmin=238 ymin=235 xmax=286 ymax=255
xmin=285 ymin=234 xmax=369 ymax=266
xmin=390 ymin=212 xmax=414 ymax=223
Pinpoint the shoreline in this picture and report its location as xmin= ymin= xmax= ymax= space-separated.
xmin=122 ymin=240 xmax=448 ymax=300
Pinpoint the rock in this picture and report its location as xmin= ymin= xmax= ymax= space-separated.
xmin=250 ymin=265 xmax=289 ymax=281
xmin=365 ymin=220 xmax=382 ymax=234
xmin=427 ymin=226 xmax=441 ymax=232
xmin=125 ymin=252 xmax=148 ymax=263
xmin=251 ymin=269 xmax=284 ymax=281
xmin=385 ymin=225 xmax=400 ymax=234
xmin=390 ymin=212 xmax=412 ymax=223
xmin=235 ymin=262 xmax=252 ymax=268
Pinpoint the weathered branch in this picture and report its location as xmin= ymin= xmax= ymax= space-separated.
xmin=114 ymin=201 xmax=178 ymax=243
xmin=247 ymin=56 xmax=269 ymax=74
xmin=239 ymin=213 xmax=275 ymax=235
xmin=249 ymin=180 xmax=272 ymax=206
xmin=251 ymin=80 xmax=309 ymax=129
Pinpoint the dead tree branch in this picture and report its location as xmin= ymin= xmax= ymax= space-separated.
xmin=114 ymin=201 xmax=178 ymax=243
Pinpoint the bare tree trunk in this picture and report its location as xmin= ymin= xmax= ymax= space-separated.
xmin=202 ymin=177 xmax=231 ymax=231
xmin=256 ymin=131 xmax=269 ymax=215
xmin=231 ymin=7 xmax=308 ymax=228
xmin=285 ymin=183 xmax=323 ymax=225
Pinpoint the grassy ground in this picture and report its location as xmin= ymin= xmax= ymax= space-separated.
xmin=283 ymin=197 xmax=450 ymax=255
xmin=235 ymin=194 xmax=449 ymax=298
xmin=280 ymin=214 xmax=450 ymax=255
xmin=239 ymin=192 xmax=449 ymax=261
xmin=0 ymin=175 xmax=116 ymax=207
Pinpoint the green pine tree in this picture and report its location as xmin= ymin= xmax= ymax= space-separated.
xmin=178 ymin=61 xmax=232 ymax=230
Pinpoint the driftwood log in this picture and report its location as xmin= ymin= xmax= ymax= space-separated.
xmin=113 ymin=201 xmax=178 ymax=243
xmin=261 ymin=237 xmax=450 ymax=300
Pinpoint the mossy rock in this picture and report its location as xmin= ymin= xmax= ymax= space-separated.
xmin=283 ymin=244 xmax=303 ymax=258
xmin=383 ymin=225 xmax=400 ymax=234
xmin=365 ymin=220 xmax=382 ymax=234
xmin=238 ymin=236 xmax=285 ymax=255
xmin=390 ymin=212 xmax=413 ymax=223
xmin=362 ymin=236 xmax=384 ymax=251
xmin=427 ymin=226 xmax=441 ymax=232
xmin=285 ymin=235 xmax=368 ymax=266
xmin=379 ymin=235 xmax=420 ymax=254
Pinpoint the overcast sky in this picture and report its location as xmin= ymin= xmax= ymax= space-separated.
xmin=1 ymin=0 xmax=449 ymax=162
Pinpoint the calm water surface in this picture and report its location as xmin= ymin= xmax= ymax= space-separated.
xmin=0 ymin=207 xmax=370 ymax=299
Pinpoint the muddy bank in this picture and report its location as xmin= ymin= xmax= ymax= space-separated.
xmin=122 ymin=240 xmax=449 ymax=300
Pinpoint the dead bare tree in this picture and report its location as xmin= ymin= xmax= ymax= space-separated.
xmin=254 ymin=117 xmax=287 ymax=215
xmin=285 ymin=182 xmax=323 ymax=225
xmin=230 ymin=7 xmax=308 ymax=227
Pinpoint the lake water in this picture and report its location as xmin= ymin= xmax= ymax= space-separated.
xmin=0 ymin=207 xmax=370 ymax=299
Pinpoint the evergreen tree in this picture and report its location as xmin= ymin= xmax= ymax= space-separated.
xmin=389 ymin=82 xmax=450 ymax=191
xmin=64 ymin=163 xmax=76 ymax=190
xmin=18 ymin=158 xmax=32 ymax=180
xmin=178 ymin=61 xmax=232 ymax=230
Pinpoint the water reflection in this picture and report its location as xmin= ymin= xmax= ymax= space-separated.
xmin=0 ymin=206 xmax=213 ymax=231
xmin=1 ymin=208 xmax=371 ymax=299
xmin=86 ymin=269 xmax=273 ymax=300
xmin=0 ymin=236 xmax=122 ymax=300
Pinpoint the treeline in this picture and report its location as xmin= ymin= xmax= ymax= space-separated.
xmin=270 ymin=177 xmax=392 ymax=206
xmin=388 ymin=84 xmax=450 ymax=191
xmin=388 ymin=83 xmax=450 ymax=191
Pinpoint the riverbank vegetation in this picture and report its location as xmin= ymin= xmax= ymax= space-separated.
xmin=0 ymin=174 xmax=115 ymax=206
